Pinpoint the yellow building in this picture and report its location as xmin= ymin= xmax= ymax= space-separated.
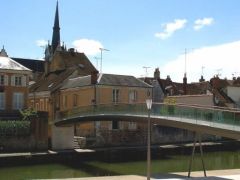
xmin=60 ymin=73 xmax=152 ymax=146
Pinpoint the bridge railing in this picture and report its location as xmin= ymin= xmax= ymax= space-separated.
xmin=59 ymin=103 xmax=240 ymax=129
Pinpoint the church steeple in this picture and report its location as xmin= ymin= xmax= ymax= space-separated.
xmin=51 ymin=1 xmax=60 ymax=54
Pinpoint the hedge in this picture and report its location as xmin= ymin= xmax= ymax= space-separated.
xmin=0 ymin=121 xmax=30 ymax=137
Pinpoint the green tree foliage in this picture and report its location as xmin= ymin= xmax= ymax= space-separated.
xmin=20 ymin=108 xmax=38 ymax=121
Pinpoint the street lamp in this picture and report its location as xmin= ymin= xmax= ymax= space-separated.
xmin=99 ymin=47 xmax=110 ymax=74
xmin=146 ymin=98 xmax=152 ymax=180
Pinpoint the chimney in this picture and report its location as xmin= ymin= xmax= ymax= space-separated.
xmin=199 ymin=75 xmax=205 ymax=82
xmin=183 ymin=73 xmax=187 ymax=95
xmin=0 ymin=46 xmax=8 ymax=57
xmin=91 ymin=70 xmax=99 ymax=84
xmin=210 ymin=76 xmax=220 ymax=89
xmin=154 ymin=68 xmax=160 ymax=79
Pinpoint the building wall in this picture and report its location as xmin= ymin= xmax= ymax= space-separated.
xmin=0 ymin=71 xmax=30 ymax=111
xmin=165 ymin=94 xmax=214 ymax=106
xmin=60 ymin=87 xmax=94 ymax=111
xmin=97 ymin=85 xmax=150 ymax=104
xmin=227 ymin=86 xmax=240 ymax=105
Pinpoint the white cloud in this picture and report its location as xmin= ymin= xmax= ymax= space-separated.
xmin=36 ymin=39 xmax=48 ymax=47
xmin=194 ymin=17 xmax=214 ymax=30
xmin=155 ymin=19 xmax=187 ymax=39
xmin=161 ymin=40 xmax=240 ymax=82
xmin=72 ymin=39 xmax=103 ymax=55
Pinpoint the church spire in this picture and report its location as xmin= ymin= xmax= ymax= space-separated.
xmin=51 ymin=1 xmax=60 ymax=54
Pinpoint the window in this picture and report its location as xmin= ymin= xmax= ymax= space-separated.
xmin=112 ymin=89 xmax=120 ymax=103
xmin=30 ymin=100 xmax=34 ymax=108
xmin=11 ymin=75 xmax=26 ymax=86
xmin=129 ymin=90 xmax=137 ymax=103
xmin=40 ymin=99 xmax=44 ymax=111
xmin=63 ymin=95 xmax=68 ymax=109
xmin=112 ymin=120 xmax=119 ymax=130
xmin=128 ymin=122 xmax=137 ymax=130
xmin=0 ymin=92 xmax=5 ymax=110
xmin=15 ymin=76 xmax=22 ymax=86
xmin=36 ymin=103 xmax=39 ymax=111
xmin=73 ymin=94 xmax=78 ymax=107
xmin=45 ymin=99 xmax=49 ymax=111
xmin=0 ymin=75 xmax=4 ymax=85
xmin=13 ymin=92 xmax=24 ymax=109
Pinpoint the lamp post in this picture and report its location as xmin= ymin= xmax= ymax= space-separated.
xmin=99 ymin=48 xmax=110 ymax=74
xmin=146 ymin=98 xmax=152 ymax=180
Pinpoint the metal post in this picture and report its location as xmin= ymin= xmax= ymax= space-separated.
xmin=188 ymin=132 xmax=207 ymax=178
xmin=100 ymin=49 xmax=103 ymax=74
xmin=147 ymin=109 xmax=151 ymax=180
xmin=198 ymin=134 xmax=207 ymax=177
xmin=188 ymin=132 xmax=197 ymax=178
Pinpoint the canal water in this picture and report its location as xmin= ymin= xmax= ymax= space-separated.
xmin=0 ymin=145 xmax=240 ymax=179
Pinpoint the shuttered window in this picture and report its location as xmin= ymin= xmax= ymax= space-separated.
xmin=11 ymin=75 xmax=26 ymax=87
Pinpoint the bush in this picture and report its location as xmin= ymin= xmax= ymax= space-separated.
xmin=0 ymin=121 xmax=30 ymax=137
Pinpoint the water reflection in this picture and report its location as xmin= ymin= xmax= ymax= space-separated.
xmin=0 ymin=149 xmax=239 ymax=180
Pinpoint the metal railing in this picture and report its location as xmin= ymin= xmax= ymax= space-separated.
xmin=58 ymin=103 xmax=240 ymax=132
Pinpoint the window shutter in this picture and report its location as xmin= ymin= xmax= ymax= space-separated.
xmin=4 ymin=75 xmax=8 ymax=86
xmin=22 ymin=76 xmax=26 ymax=87
xmin=11 ymin=75 xmax=15 ymax=86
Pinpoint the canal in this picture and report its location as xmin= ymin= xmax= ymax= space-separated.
xmin=0 ymin=143 xmax=240 ymax=179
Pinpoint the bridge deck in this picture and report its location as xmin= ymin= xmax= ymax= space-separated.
xmin=55 ymin=103 xmax=240 ymax=139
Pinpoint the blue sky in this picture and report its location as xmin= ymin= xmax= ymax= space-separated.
xmin=1 ymin=0 xmax=240 ymax=82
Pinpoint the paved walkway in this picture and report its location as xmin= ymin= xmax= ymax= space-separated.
xmin=42 ymin=169 xmax=240 ymax=180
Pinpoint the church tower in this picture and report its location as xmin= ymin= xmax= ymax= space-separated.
xmin=51 ymin=1 xmax=60 ymax=54
xmin=44 ymin=1 xmax=64 ymax=74
xmin=45 ymin=1 xmax=63 ymax=61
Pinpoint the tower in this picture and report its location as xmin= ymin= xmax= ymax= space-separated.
xmin=51 ymin=1 xmax=60 ymax=54
xmin=44 ymin=1 xmax=64 ymax=74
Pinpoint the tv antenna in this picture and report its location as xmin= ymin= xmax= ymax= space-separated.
xmin=143 ymin=66 xmax=151 ymax=77
xmin=216 ymin=68 xmax=222 ymax=77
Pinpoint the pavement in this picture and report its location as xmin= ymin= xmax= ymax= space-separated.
xmin=41 ymin=169 xmax=240 ymax=180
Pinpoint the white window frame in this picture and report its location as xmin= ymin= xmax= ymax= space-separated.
xmin=129 ymin=90 xmax=137 ymax=103
xmin=13 ymin=92 xmax=24 ymax=110
xmin=112 ymin=89 xmax=120 ymax=103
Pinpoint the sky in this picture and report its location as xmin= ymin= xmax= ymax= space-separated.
xmin=1 ymin=0 xmax=240 ymax=82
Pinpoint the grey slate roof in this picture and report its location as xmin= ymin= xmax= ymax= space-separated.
xmin=61 ymin=75 xmax=92 ymax=89
xmin=98 ymin=74 xmax=152 ymax=88
xmin=61 ymin=73 xmax=152 ymax=90
xmin=12 ymin=57 xmax=45 ymax=72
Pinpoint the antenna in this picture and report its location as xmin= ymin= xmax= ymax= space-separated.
xmin=201 ymin=66 xmax=205 ymax=76
xmin=143 ymin=66 xmax=151 ymax=77
xmin=182 ymin=48 xmax=194 ymax=77
xmin=99 ymin=48 xmax=110 ymax=74
xmin=216 ymin=68 xmax=222 ymax=77
xmin=94 ymin=56 xmax=101 ymax=70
